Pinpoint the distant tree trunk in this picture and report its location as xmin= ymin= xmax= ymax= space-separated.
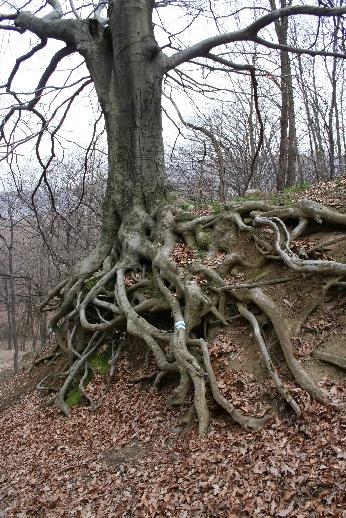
xmin=286 ymin=62 xmax=298 ymax=186
xmin=328 ymin=56 xmax=338 ymax=179
xmin=21 ymin=280 xmax=33 ymax=351
xmin=8 ymin=214 xmax=19 ymax=372
xmin=39 ymin=312 xmax=48 ymax=349
xmin=325 ymin=14 xmax=342 ymax=180
xmin=340 ymin=70 xmax=346 ymax=174
xmin=4 ymin=279 xmax=13 ymax=351
xmin=277 ymin=46 xmax=290 ymax=191
xmin=270 ymin=0 xmax=298 ymax=190
xmin=248 ymin=62 xmax=258 ymax=187
xmin=312 ymin=64 xmax=329 ymax=179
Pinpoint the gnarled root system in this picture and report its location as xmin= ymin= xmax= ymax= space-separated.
xmin=40 ymin=199 xmax=346 ymax=433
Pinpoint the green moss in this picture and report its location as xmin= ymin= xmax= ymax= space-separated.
xmin=84 ymin=276 xmax=99 ymax=290
xmin=196 ymin=249 xmax=207 ymax=259
xmin=234 ymin=194 xmax=261 ymax=204
xmin=89 ymin=344 xmax=113 ymax=375
xmin=180 ymin=202 xmax=194 ymax=211
xmin=196 ymin=230 xmax=212 ymax=250
xmin=66 ymin=386 xmax=82 ymax=407
xmin=89 ymin=355 xmax=110 ymax=374
xmin=269 ymin=182 xmax=310 ymax=206
xmin=175 ymin=211 xmax=194 ymax=222
xmin=211 ymin=202 xmax=223 ymax=214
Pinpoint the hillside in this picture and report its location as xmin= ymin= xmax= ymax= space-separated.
xmin=0 ymin=179 xmax=345 ymax=517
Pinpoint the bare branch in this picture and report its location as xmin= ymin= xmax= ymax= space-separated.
xmin=13 ymin=10 xmax=79 ymax=44
xmin=43 ymin=0 xmax=63 ymax=21
xmin=68 ymin=0 xmax=80 ymax=20
xmin=166 ymin=5 xmax=346 ymax=70
xmin=251 ymin=34 xmax=346 ymax=59
xmin=0 ymin=13 xmax=17 ymax=21
xmin=0 ymin=24 xmax=23 ymax=32
xmin=0 ymin=45 xmax=74 ymax=141
xmin=5 ymin=38 xmax=48 ymax=91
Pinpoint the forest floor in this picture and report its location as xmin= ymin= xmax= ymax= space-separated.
xmin=0 ymin=349 xmax=26 ymax=385
xmin=0 ymin=180 xmax=345 ymax=517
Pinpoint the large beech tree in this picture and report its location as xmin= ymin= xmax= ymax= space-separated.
xmin=1 ymin=0 xmax=346 ymax=433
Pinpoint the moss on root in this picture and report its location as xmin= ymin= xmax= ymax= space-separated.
xmin=89 ymin=352 xmax=111 ymax=375
xmin=66 ymin=386 xmax=82 ymax=407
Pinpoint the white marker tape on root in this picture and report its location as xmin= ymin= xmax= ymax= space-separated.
xmin=175 ymin=320 xmax=186 ymax=330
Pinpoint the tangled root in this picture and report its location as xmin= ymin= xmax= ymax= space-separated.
xmin=39 ymin=199 xmax=346 ymax=433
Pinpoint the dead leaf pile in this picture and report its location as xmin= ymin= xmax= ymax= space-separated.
xmin=192 ymin=208 xmax=213 ymax=217
xmin=0 ymin=346 xmax=345 ymax=517
xmin=170 ymin=243 xmax=196 ymax=266
xmin=294 ymin=177 xmax=346 ymax=207
xmin=203 ymin=252 xmax=225 ymax=270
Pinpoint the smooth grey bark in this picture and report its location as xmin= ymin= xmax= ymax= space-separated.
xmin=76 ymin=1 xmax=168 ymax=245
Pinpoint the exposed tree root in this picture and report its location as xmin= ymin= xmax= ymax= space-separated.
xmin=236 ymin=303 xmax=301 ymax=416
xmin=313 ymin=350 xmax=346 ymax=370
xmin=247 ymin=289 xmax=334 ymax=407
xmin=196 ymin=338 xmax=270 ymax=430
xmin=39 ymin=199 xmax=346 ymax=433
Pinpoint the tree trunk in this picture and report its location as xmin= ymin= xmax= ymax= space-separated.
xmin=271 ymin=0 xmax=298 ymax=191
xmin=8 ymin=215 xmax=19 ymax=373
xmin=39 ymin=312 xmax=47 ymax=349
xmin=286 ymin=57 xmax=297 ymax=187
xmin=277 ymin=46 xmax=290 ymax=191
xmin=4 ymin=279 xmax=13 ymax=351
xmin=80 ymin=0 xmax=167 ymax=246
xmin=328 ymin=56 xmax=337 ymax=180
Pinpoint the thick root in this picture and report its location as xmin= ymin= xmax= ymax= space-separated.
xmin=313 ymin=350 xmax=346 ymax=370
